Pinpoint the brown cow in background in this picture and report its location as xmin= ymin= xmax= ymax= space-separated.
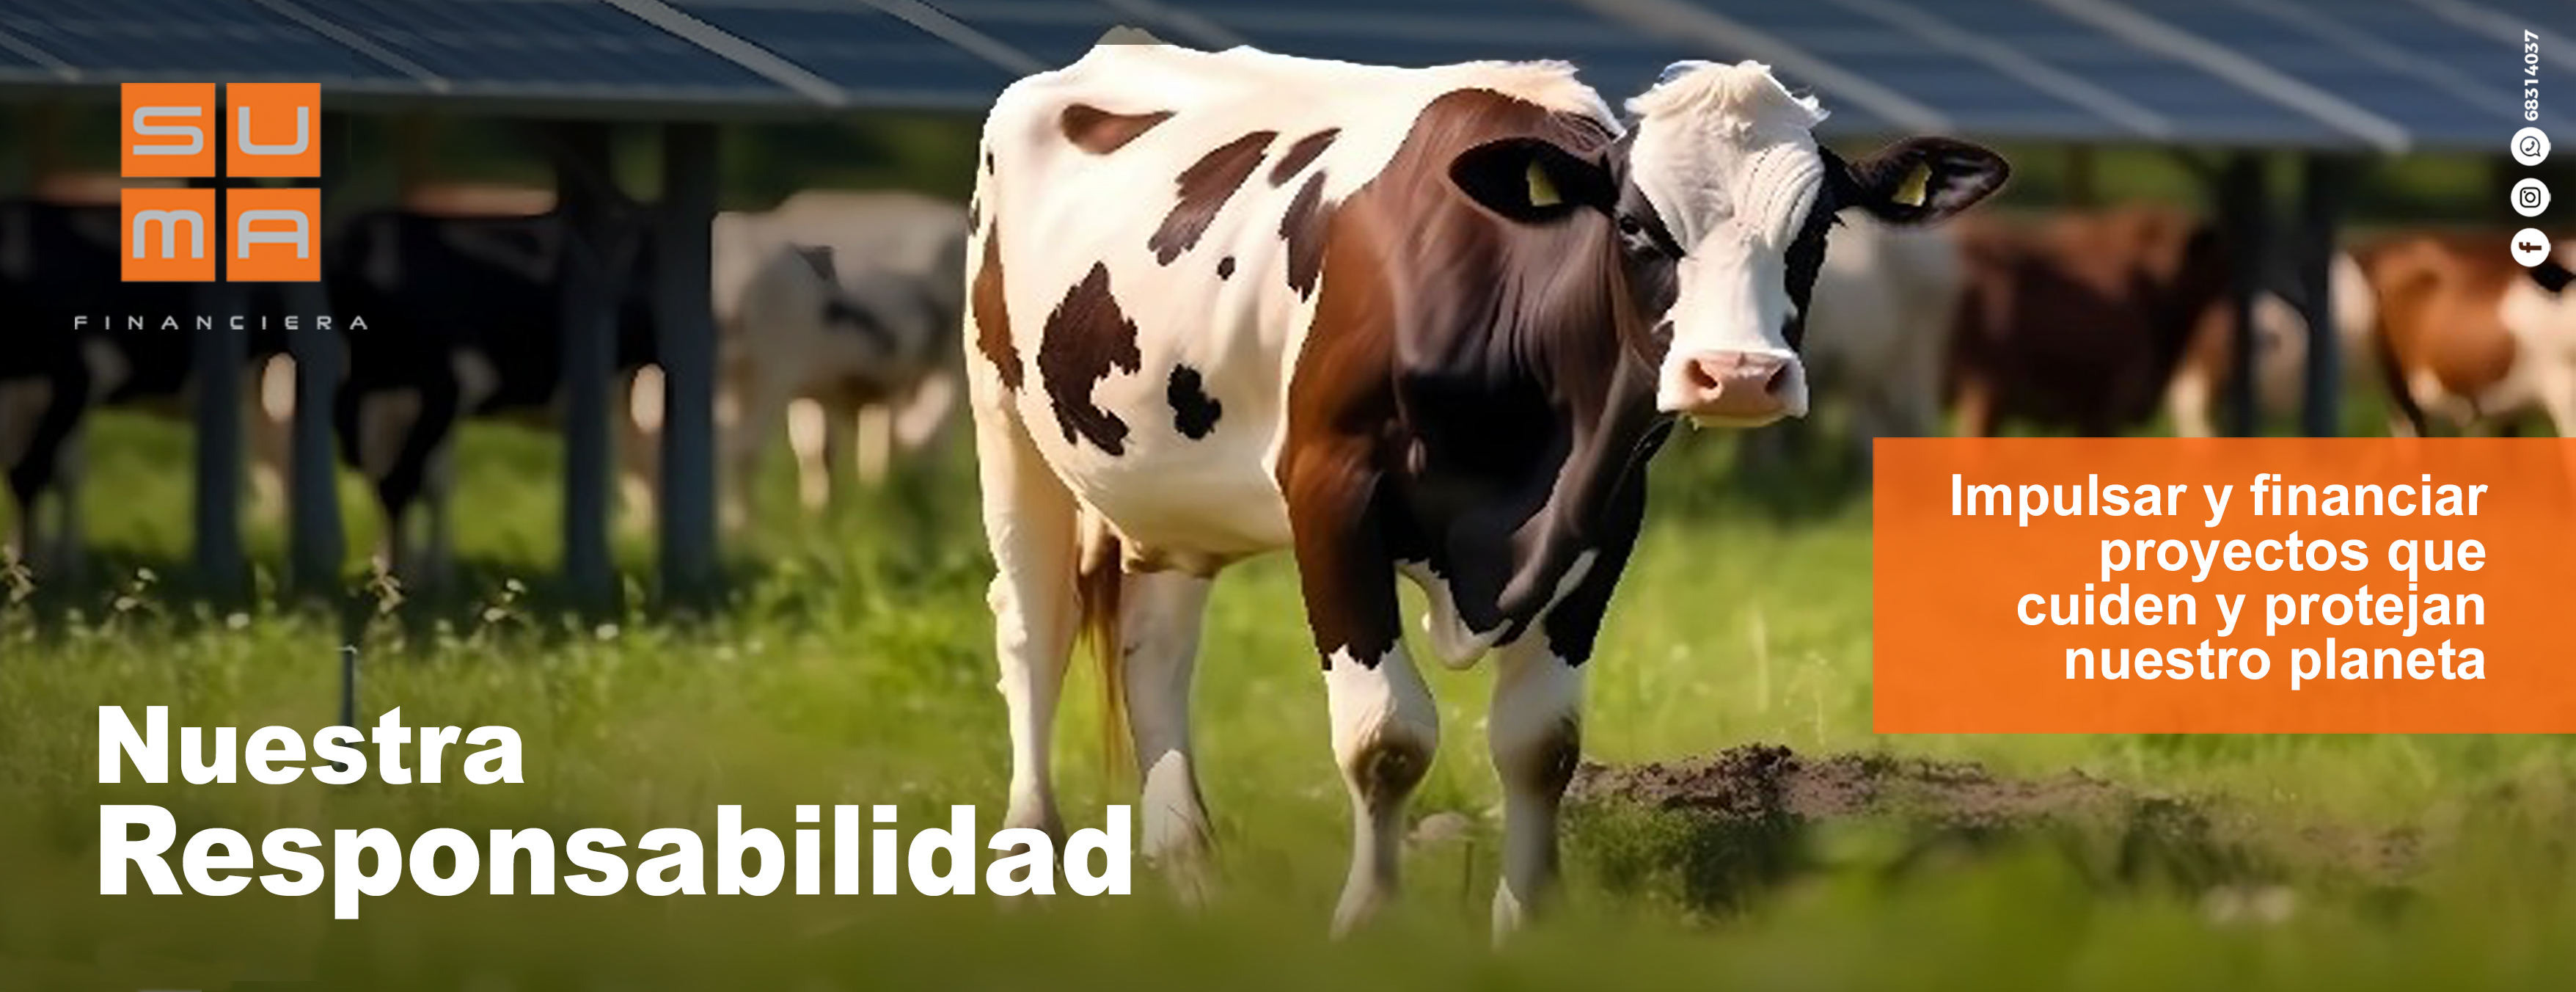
xmin=1944 ymin=204 xmax=2233 ymax=437
xmin=2360 ymin=231 xmax=2576 ymax=437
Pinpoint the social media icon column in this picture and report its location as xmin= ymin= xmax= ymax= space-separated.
xmin=2509 ymin=127 xmax=2552 ymax=268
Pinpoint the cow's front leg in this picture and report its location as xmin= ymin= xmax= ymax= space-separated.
xmin=1486 ymin=635 xmax=1582 ymax=939
xmin=1487 ymin=487 xmax=1642 ymax=941
xmin=1286 ymin=448 xmax=1435 ymax=937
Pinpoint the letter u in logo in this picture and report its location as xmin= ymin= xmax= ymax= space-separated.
xmin=226 ymin=82 xmax=321 ymax=178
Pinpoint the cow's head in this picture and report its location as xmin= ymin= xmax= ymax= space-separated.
xmin=1447 ymin=61 xmax=2007 ymax=426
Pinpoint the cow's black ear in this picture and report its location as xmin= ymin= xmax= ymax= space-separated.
xmin=1449 ymin=137 xmax=1615 ymax=224
xmin=1828 ymin=136 xmax=2009 ymax=226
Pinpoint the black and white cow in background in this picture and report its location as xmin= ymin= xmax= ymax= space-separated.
xmin=326 ymin=206 xmax=660 ymax=587
xmin=0 ymin=196 xmax=291 ymax=580
xmin=624 ymin=190 xmax=972 ymax=531
xmin=965 ymin=35 xmax=2005 ymax=939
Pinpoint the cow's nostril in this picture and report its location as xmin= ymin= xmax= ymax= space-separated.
xmin=1686 ymin=357 xmax=1724 ymax=393
xmin=1763 ymin=364 xmax=1790 ymax=395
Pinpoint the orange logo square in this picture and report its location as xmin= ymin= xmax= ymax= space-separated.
xmin=122 ymin=83 xmax=216 ymax=178
xmin=225 ymin=82 xmax=320 ymax=178
xmin=122 ymin=188 xmax=219 ymax=282
xmin=227 ymin=187 xmax=321 ymax=282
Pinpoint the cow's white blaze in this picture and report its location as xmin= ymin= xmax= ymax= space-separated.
xmin=1625 ymin=61 xmax=1829 ymax=422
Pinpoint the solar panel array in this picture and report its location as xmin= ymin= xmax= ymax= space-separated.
xmin=0 ymin=0 xmax=2564 ymax=149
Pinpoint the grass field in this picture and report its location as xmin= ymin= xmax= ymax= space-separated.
xmin=6 ymin=409 xmax=2576 ymax=991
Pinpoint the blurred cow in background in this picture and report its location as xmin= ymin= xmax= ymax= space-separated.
xmin=625 ymin=189 xmax=970 ymax=532
xmin=327 ymin=189 xmax=661 ymax=587
xmin=0 ymin=183 xmax=293 ymax=580
xmin=2162 ymin=251 xmax=2376 ymax=438
xmin=1945 ymin=204 xmax=2236 ymax=437
xmin=2358 ymin=231 xmax=2576 ymax=437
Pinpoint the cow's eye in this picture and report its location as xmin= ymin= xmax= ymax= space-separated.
xmin=1617 ymin=215 xmax=1644 ymax=237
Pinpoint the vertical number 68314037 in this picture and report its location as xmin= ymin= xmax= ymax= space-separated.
xmin=2528 ymin=31 xmax=2542 ymax=123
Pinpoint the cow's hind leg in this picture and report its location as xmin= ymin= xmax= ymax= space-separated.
xmin=1287 ymin=448 xmax=1435 ymax=936
xmin=975 ymin=408 xmax=1082 ymax=847
xmin=1119 ymin=569 xmax=1218 ymax=902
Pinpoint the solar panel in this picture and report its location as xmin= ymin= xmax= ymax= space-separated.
xmin=667 ymin=0 xmax=1009 ymax=109
xmin=914 ymin=0 xmax=1130 ymax=70
xmin=324 ymin=0 xmax=784 ymax=96
xmin=0 ymin=0 xmax=2561 ymax=147
xmin=0 ymin=0 xmax=411 ymax=85
xmin=1705 ymin=0 xmax=2362 ymax=147
xmin=2198 ymin=0 xmax=2576 ymax=147
xmin=0 ymin=0 xmax=838 ymax=115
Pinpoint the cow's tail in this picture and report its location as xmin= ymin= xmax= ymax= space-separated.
xmin=1072 ymin=507 xmax=1131 ymax=784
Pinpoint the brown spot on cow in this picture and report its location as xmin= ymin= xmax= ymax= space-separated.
xmin=1280 ymin=171 xmax=1333 ymax=300
xmin=1279 ymin=87 xmax=1644 ymax=665
xmin=1270 ymin=128 xmax=1341 ymax=186
xmin=1149 ymin=130 xmax=1276 ymax=265
xmin=973 ymin=226 xmax=1021 ymax=391
xmin=1039 ymin=263 xmax=1145 ymax=454
xmin=1217 ymin=255 xmax=1237 ymax=280
xmin=1061 ymin=104 xmax=1174 ymax=155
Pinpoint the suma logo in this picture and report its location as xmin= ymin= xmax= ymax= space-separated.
xmin=119 ymin=82 xmax=321 ymax=283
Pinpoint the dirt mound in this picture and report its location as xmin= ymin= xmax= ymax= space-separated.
xmin=1570 ymin=743 xmax=2134 ymax=828
xmin=1565 ymin=743 xmax=2419 ymax=913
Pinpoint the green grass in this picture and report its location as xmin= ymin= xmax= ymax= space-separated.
xmin=5 ymin=412 xmax=2576 ymax=991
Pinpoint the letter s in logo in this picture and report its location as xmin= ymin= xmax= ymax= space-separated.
xmin=131 ymin=106 xmax=205 ymax=156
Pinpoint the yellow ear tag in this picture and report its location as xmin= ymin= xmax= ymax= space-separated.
xmin=1526 ymin=161 xmax=1562 ymax=208
xmin=1893 ymin=162 xmax=1933 ymax=208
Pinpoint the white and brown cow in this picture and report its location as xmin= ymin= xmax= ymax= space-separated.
xmin=965 ymin=36 xmax=2005 ymax=938
xmin=2363 ymin=232 xmax=2576 ymax=436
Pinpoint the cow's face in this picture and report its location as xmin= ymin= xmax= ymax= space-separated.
xmin=1448 ymin=61 xmax=2007 ymax=427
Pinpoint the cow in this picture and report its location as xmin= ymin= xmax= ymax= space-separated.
xmin=1945 ymin=204 xmax=2232 ymax=437
xmin=2360 ymin=231 xmax=2576 ymax=436
xmin=623 ymin=190 xmax=972 ymax=532
xmin=327 ymin=205 xmax=659 ymax=588
xmin=0 ymin=194 xmax=291 ymax=580
xmin=2162 ymin=252 xmax=2377 ymax=438
xmin=964 ymin=35 xmax=2005 ymax=939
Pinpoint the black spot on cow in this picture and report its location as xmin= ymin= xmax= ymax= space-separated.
xmin=1038 ymin=263 xmax=1144 ymax=455
xmin=1217 ymin=255 xmax=1236 ymax=280
xmin=1270 ymin=128 xmax=1339 ymax=186
xmin=1149 ymin=130 xmax=1276 ymax=265
xmin=973 ymin=226 xmax=1022 ymax=391
xmin=1167 ymin=365 xmax=1222 ymax=439
xmin=1280 ymin=170 xmax=1333 ymax=299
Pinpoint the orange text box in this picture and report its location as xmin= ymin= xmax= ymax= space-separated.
xmin=1873 ymin=437 xmax=2576 ymax=732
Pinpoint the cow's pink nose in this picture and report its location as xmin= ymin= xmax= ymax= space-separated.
xmin=1659 ymin=351 xmax=1798 ymax=423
